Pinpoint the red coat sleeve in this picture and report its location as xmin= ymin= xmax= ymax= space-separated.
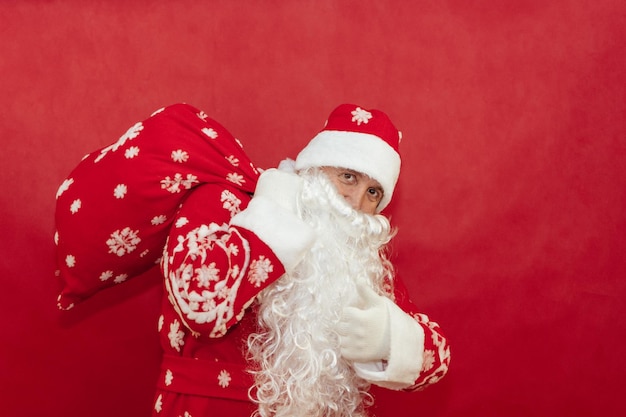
xmin=161 ymin=183 xmax=286 ymax=339
xmin=392 ymin=275 xmax=451 ymax=391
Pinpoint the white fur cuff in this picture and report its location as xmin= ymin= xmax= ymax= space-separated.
xmin=352 ymin=298 xmax=425 ymax=390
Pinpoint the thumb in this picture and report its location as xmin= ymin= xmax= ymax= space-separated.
xmin=355 ymin=283 xmax=383 ymax=308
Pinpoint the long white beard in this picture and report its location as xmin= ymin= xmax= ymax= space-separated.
xmin=247 ymin=169 xmax=395 ymax=417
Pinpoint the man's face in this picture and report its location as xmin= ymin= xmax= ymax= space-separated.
xmin=320 ymin=166 xmax=384 ymax=215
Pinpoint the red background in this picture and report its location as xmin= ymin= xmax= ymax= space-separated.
xmin=1 ymin=1 xmax=625 ymax=416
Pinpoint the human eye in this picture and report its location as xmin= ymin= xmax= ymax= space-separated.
xmin=339 ymin=171 xmax=356 ymax=183
xmin=367 ymin=187 xmax=383 ymax=202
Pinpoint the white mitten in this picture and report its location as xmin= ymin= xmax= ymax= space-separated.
xmin=252 ymin=168 xmax=302 ymax=214
xmin=336 ymin=283 xmax=391 ymax=362
xmin=231 ymin=168 xmax=315 ymax=272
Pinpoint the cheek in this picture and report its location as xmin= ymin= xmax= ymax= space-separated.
xmin=362 ymin=201 xmax=378 ymax=215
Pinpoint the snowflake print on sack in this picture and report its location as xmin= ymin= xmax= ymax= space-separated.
xmin=94 ymin=122 xmax=144 ymax=162
xmin=99 ymin=270 xmax=113 ymax=281
xmin=56 ymin=178 xmax=73 ymax=199
xmin=218 ymin=370 xmax=232 ymax=388
xmin=175 ymin=217 xmax=189 ymax=228
xmin=151 ymin=215 xmax=167 ymax=226
xmin=70 ymin=199 xmax=81 ymax=214
xmin=106 ymin=227 xmax=141 ymax=256
xmin=114 ymin=184 xmax=127 ymax=199
xmin=197 ymin=110 xmax=209 ymax=121
xmin=248 ymin=256 xmax=273 ymax=287
xmin=220 ymin=190 xmax=242 ymax=217
xmin=226 ymin=172 xmax=245 ymax=186
xmin=65 ymin=254 xmax=76 ymax=268
xmin=225 ymin=155 xmax=240 ymax=166
xmin=168 ymin=319 xmax=185 ymax=352
xmin=171 ymin=149 xmax=189 ymax=163
xmin=113 ymin=273 xmax=128 ymax=284
xmin=161 ymin=173 xmax=199 ymax=193
xmin=351 ymin=107 xmax=372 ymax=125
xmin=202 ymin=127 xmax=218 ymax=139
xmin=125 ymin=146 xmax=140 ymax=159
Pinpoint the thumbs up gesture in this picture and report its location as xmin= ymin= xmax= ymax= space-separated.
xmin=336 ymin=283 xmax=391 ymax=362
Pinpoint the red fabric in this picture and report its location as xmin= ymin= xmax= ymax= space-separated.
xmin=323 ymin=104 xmax=401 ymax=153
xmin=54 ymin=103 xmax=259 ymax=309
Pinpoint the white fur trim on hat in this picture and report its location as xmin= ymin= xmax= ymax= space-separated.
xmin=295 ymin=130 xmax=401 ymax=211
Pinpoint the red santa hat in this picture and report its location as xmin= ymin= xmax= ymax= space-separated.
xmin=295 ymin=104 xmax=402 ymax=212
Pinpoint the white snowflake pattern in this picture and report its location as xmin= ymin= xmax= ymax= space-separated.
xmin=70 ymin=199 xmax=81 ymax=214
xmin=151 ymin=215 xmax=167 ymax=225
xmin=217 ymin=285 xmax=230 ymax=300
xmin=248 ymin=256 xmax=273 ymax=287
xmin=226 ymin=173 xmax=245 ymax=186
xmin=195 ymin=262 xmax=220 ymax=288
xmin=114 ymin=273 xmax=128 ymax=284
xmin=154 ymin=394 xmax=163 ymax=413
xmin=201 ymin=298 xmax=217 ymax=312
xmin=422 ymin=349 xmax=436 ymax=372
xmin=351 ymin=107 xmax=372 ymax=125
xmin=171 ymin=149 xmax=189 ymax=163
xmin=165 ymin=369 xmax=173 ymax=386
xmin=230 ymin=264 xmax=240 ymax=279
xmin=227 ymin=244 xmax=239 ymax=257
xmin=94 ymin=122 xmax=144 ymax=163
xmin=201 ymin=127 xmax=218 ymax=139
xmin=235 ymin=138 xmax=244 ymax=148
xmin=54 ymin=231 xmax=59 ymax=245
xmin=175 ymin=217 xmax=189 ymax=228
xmin=160 ymin=173 xmax=199 ymax=193
xmin=140 ymin=249 xmax=150 ymax=257
xmin=158 ymin=315 xmax=164 ymax=332
xmin=197 ymin=111 xmax=208 ymax=121
xmin=225 ymin=155 xmax=240 ymax=166
xmin=125 ymin=146 xmax=140 ymax=159
xmin=65 ymin=254 xmax=76 ymax=268
xmin=56 ymin=178 xmax=74 ymax=199
xmin=106 ymin=227 xmax=141 ymax=256
xmin=114 ymin=184 xmax=128 ymax=199
xmin=168 ymin=320 xmax=185 ymax=352
xmin=99 ymin=270 xmax=113 ymax=281
xmin=220 ymin=190 xmax=242 ymax=216
xmin=218 ymin=370 xmax=231 ymax=388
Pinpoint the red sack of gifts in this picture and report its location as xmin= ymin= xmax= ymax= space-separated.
xmin=54 ymin=103 xmax=260 ymax=310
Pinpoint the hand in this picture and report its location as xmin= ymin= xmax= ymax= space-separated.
xmin=336 ymin=283 xmax=391 ymax=362
xmin=253 ymin=168 xmax=302 ymax=214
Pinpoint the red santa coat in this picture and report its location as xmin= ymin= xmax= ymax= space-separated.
xmin=54 ymin=104 xmax=450 ymax=417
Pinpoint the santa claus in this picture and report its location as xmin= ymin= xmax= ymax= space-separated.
xmin=55 ymin=103 xmax=450 ymax=417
